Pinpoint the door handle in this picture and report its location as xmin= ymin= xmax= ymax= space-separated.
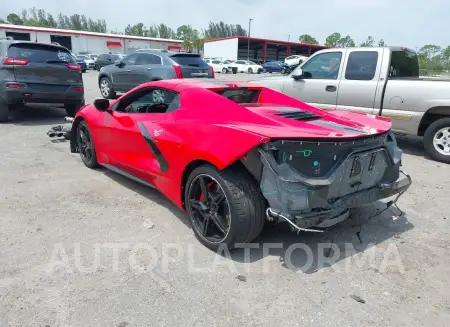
xmin=326 ymin=85 xmax=337 ymax=92
xmin=126 ymin=69 xmax=131 ymax=72
xmin=147 ymin=67 xmax=152 ymax=70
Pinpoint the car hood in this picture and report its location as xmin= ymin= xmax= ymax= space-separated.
xmin=224 ymin=105 xmax=392 ymax=139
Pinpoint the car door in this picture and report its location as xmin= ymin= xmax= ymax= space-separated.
xmin=335 ymin=49 xmax=382 ymax=114
xmin=283 ymin=50 xmax=345 ymax=110
xmin=101 ymin=86 xmax=179 ymax=184
xmin=132 ymin=53 xmax=164 ymax=88
xmin=111 ymin=53 xmax=139 ymax=91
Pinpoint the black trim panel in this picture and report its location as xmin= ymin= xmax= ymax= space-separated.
xmin=137 ymin=122 xmax=169 ymax=173
xmin=102 ymin=164 xmax=156 ymax=188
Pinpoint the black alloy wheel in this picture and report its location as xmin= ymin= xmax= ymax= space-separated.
xmin=76 ymin=120 xmax=99 ymax=168
xmin=185 ymin=164 xmax=266 ymax=251
xmin=187 ymin=174 xmax=231 ymax=244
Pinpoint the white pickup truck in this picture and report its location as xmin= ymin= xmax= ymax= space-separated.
xmin=253 ymin=47 xmax=450 ymax=163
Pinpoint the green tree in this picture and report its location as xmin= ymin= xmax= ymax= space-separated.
xmin=360 ymin=36 xmax=375 ymax=47
xmin=6 ymin=13 xmax=23 ymax=25
xmin=125 ymin=22 xmax=147 ymax=36
xmin=378 ymin=39 xmax=386 ymax=46
xmin=419 ymin=44 xmax=441 ymax=59
xmin=441 ymin=46 xmax=450 ymax=69
xmin=157 ymin=23 xmax=176 ymax=39
xmin=298 ymin=34 xmax=318 ymax=44
xmin=324 ymin=32 xmax=341 ymax=47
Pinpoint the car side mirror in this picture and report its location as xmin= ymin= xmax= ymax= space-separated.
xmin=115 ymin=60 xmax=124 ymax=67
xmin=292 ymin=69 xmax=312 ymax=80
xmin=93 ymin=98 xmax=110 ymax=111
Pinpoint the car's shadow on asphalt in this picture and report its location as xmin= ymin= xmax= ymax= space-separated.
xmin=230 ymin=202 xmax=414 ymax=274
xmin=101 ymin=169 xmax=191 ymax=227
xmin=99 ymin=168 xmax=414 ymax=274
xmin=6 ymin=105 xmax=68 ymax=126
xmin=396 ymin=135 xmax=426 ymax=157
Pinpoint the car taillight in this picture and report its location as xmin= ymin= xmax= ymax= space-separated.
xmin=66 ymin=63 xmax=81 ymax=71
xmin=210 ymin=66 xmax=215 ymax=79
xmin=173 ymin=65 xmax=182 ymax=78
xmin=6 ymin=83 xmax=25 ymax=88
xmin=3 ymin=57 xmax=29 ymax=65
xmin=72 ymin=86 xmax=84 ymax=92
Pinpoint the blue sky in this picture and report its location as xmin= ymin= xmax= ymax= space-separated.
xmin=1 ymin=0 xmax=448 ymax=49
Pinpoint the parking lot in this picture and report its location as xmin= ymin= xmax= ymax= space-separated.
xmin=1 ymin=70 xmax=449 ymax=327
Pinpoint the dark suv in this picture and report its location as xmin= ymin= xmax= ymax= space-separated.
xmin=97 ymin=50 xmax=214 ymax=99
xmin=94 ymin=53 xmax=124 ymax=71
xmin=0 ymin=39 xmax=84 ymax=121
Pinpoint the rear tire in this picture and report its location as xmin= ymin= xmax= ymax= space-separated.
xmin=185 ymin=164 xmax=266 ymax=251
xmin=99 ymin=77 xmax=116 ymax=99
xmin=424 ymin=118 xmax=450 ymax=164
xmin=76 ymin=120 xmax=99 ymax=169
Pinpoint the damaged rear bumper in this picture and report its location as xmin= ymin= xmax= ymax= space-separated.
xmin=241 ymin=131 xmax=412 ymax=229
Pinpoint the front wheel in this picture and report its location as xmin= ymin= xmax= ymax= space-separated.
xmin=281 ymin=68 xmax=287 ymax=74
xmin=76 ymin=120 xmax=99 ymax=168
xmin=185 ymin=164 xmax=266 ymax=251
xmin=222 ymin=68 xmax=228 ymax=74
xmin=424 ymin=118 xmax=450 ymax=163
xmin=248 ymin=68 xmax=253 ymax=74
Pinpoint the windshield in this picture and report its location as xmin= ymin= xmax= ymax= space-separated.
xmin=248 ymin=61 xmax=257 ymax=65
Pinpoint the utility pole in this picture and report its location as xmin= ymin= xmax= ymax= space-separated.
xmin=288 ymin=34 xmax=290 ymax=42
xmin=247 ymin=18 xmax=253 ymax=61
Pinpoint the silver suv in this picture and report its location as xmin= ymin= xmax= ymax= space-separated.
xmin=98 ymin=50 xmax=214 ymax=99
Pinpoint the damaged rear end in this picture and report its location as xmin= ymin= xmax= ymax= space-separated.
xmin=240 ymin=131 xmax=411 ymax=231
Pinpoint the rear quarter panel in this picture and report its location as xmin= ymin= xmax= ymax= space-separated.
xmin=152 ymin=119 xmax=269 ymax=208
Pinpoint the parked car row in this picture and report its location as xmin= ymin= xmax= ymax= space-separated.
xmin=97 ymin=50 xmax=214 ymax=99
xmin=204 ymin=58 xmax=263 ymax=74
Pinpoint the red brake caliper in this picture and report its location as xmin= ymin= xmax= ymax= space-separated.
xmin=200 ymin=181 xmax=216 ymax=201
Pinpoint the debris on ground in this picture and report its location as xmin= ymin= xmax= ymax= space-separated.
xmin=350 ymin=294 xmax=366 ymax=304
xmin=143 ymin=219 xmax=155 ymax=229
xmin=236 ymin=275 xmax=247 ymax=282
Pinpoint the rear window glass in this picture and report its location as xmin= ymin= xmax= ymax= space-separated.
xmin=389 ymin=50 xmax=419 ymax=78
xmin=214 ymin=89 xmax=260 ymax=104
xmin=7 ymin=43 xmax=75 ymax=64
xmin=170 ymin=55 xmax=209 ymax=67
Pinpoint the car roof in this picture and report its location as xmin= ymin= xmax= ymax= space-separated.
xmin=134 ymin=49 xmax=198 ymax=57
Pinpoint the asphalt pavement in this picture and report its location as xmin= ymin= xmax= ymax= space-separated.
xmin=0 ymin=70 xmax=449 ymax=327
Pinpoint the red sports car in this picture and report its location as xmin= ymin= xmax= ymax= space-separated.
xmin=68 ymin=79 xmax=411 ymax=250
